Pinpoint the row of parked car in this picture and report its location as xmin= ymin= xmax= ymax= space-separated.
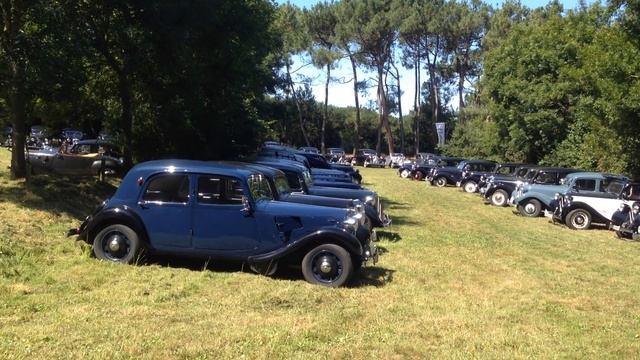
xmin=397 ymin=156 xmax=640 ymax=240
xmin=67 ymin=143 xmax=391 ymax=287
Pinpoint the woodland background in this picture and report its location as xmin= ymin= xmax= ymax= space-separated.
xmin=1 ymin=0 xmax=639 ymax=177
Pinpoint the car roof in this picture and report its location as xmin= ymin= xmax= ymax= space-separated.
xmin=564 ymin=172 xmax=628 ymax=180
xmin=130 ymin=160 xmax=258 ymax=179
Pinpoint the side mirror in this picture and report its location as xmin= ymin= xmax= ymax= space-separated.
xmin=241 ymin=196 xmax=253 ymax=217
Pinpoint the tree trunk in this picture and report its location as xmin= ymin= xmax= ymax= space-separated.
xmin=392 ymin=62 xmax=404 ymax=154
xmin=458 ymin=57 xmax=465 ymax=111
xmin=414 ymin=56 xmax=421 ymax=155
xmin=286 ymin=62 xmax=310 ymax=146
xmin=118 ymin=72 xmax=134 ymax=169
xmin=322 ymin=63 xmax=330 ymax=154
xmin=377 ymin=65 xmax=394 ymax=156
xmin=348 ymin=52 xmax=361 ymax=155
xmin=9 ymin=59 xmax=27 ymax=179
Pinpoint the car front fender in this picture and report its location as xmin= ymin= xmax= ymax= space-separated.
xmin=247 ymin=227 xmax=363 ymax=264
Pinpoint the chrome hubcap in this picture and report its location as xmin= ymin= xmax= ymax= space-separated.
xmin=493 ymin=194 xmax=504 ymax=204
xmin=320 ymin=260 xmax=333 ymax=274
xmin=108 ymin=237 xmax=121 ymax=252
xmin=525 ymin=203 xmax=536 ymax=213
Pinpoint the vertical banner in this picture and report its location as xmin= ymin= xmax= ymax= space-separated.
xmin=435 ymin=122 xmax=446 ymax=145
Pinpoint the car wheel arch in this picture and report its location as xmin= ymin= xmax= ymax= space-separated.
xmin=87 ymin=209 xmax=150 ymax=247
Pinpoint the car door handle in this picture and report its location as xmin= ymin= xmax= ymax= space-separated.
xmin=137 ymin=201 xmax=149 ymax=209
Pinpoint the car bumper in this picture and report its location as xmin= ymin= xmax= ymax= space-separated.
xmin=362 ymin=231 xmax=379 ymax=266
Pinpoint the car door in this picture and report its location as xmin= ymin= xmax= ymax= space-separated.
xmin=137 ymin=173 xmax=193 ymax=249
xmin=53 ymin=144 xmax=98 ymax=175
xmin=571 ymin=178 xmax=620 ymax=220
xmin=191 ymin=175 xmax=260 ymax=254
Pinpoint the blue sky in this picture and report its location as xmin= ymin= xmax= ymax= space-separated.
xmin=277 ymin=0 xmax=594 ymax=114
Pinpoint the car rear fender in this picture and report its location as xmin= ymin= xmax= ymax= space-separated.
xmin=84 ymin=206 xmax=150 ymax=246
xmin=564 ymin=202 xmax=610 ymax=224
xmin=247 ymin=227 xmax=362 ymax=264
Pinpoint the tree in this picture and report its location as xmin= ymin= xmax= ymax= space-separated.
xmin=305 ymin=2 xmax=341 ymax=153
xmin=274 ymin=3 xmax=311 ymax=146
xmin=340 ymin=0 xmax=397 ymax=155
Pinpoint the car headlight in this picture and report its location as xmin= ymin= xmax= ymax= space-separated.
xmin=633 ymin=203 xmax=640 ymax=214
xmin=365 ymin=195 xmax=375 ymax=204
xmin=554 ymin=193 xmax=561 ymax=201
xmin=619 ymin=203 xmax=628 ymax=212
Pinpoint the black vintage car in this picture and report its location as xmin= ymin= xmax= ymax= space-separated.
xmin=611 ymin=183 xmax=640 ymax=240
xmin=351 ymin=149 xmax=385 ymax=167
xmin=458 ymin=161 xmax=517 ymax=193
xmin=480 ymin=165 xmax=539 ymax=206
xmin=428 ymin=159 xmax=495 ymax=188
xmin=28 ymin=139 xmax=123 ymax=176
xmin=410 ymin=157 xmax=463 ymax=181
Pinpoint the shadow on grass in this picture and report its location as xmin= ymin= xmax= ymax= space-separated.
xmin=145 ymin=253 xmax=395 ymax=288
xmin=380 ymin=197 xmax=411 ymax=210
xmin=376 ymin=230 xmax=402 ymax=242
xmin=388 ymin=215 xmax=420 ymax=226
xmin=0 ymin=174 xmax=117 ymax=220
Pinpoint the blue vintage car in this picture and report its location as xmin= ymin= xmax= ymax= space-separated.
xmin=67 ymin=160 xmax=378 ymax=287
xmin=251 ymin=158 xmax=391 ymax=227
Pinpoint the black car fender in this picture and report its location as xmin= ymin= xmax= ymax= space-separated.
xmin=563 ymin=202 xmax=610 ymax=224
xmin=247 ymin=227 xmax=363 ymax=264
xmin=83 ymin=206 xmax=150 ymax=246
xmin=364 ymin=203 xmax=384 ymax=227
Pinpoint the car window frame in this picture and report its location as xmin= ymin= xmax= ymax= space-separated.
xmin=140 ymin=173 xmax=191 ymax=205
xmin=195 ymin=174 xmax=246 ymax=206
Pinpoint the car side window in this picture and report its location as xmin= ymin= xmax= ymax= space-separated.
xmin=143 ymin=174 xmax=190 ymax=203
xmin=197 ymin=176 xmax=244 ymax=205
xmin=497 ymin=166 xmax=511 ymax=175
xmin=574 ymin=179 xmax=596 ymax=191
xmin=601 ymin=179 xmax=625 ymax=194
xmin=535 ymin=172 xmax=556 ymax=184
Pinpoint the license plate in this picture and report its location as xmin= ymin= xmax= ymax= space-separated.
xmin=612 ymin=225 xmax=621 ymax=231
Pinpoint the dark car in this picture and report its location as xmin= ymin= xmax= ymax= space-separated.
xmin=351 ymin=149 xmax=385 ymax=167
xmin=2 ymin=127 xmax=12 ymax=147
xmin=298 ymin=146 xmax=320 ymax=154
xmin=28 ymin=139 xmax=123 ymax=176
xmin=428 ymin=160 xmax=495 ymax=188
xmin=412 ymin=157 xmax=463 ymax=181
xmin=251 ymin=158 xmax=391 ymax=227
xmin=611 ymin=183 xmax=640 ymax=240
xmin=457 ymin=161 xmax=503 ymax=193
xmin=67 ymin=160 xmax=378 ymax=287
xmin=261 ymin=144 xmax=362 ymax=184
xmin=480 ymin=165 xmax=539 ymax=206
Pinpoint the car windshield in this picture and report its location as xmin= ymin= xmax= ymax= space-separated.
xmin=274 ymin=174 xmax=291 ymax=196
xmin=248 ymin=174 xmax=273 ymax=201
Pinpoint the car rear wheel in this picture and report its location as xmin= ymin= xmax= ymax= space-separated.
xmin=400 ymin=169 xmax=410 ymax=178
xmin=490 ymin=190 xmax=508 ymax=207
xmin=93 ymin=224 xmax=142 ymax=264
xmin=518 ymin=199 xmax=542 ymax=217
xmin=413 ymin=171 xmax=425 ymax=181
xmin=463 ymin=181 xmax=477 ymax=193
xmin=566 ymin=209 xmax=592 ymax=230
xmin=434 ymin=177 xmax=447 ymax=187
xmin=302 ymin=244 xmax=353 ymax=287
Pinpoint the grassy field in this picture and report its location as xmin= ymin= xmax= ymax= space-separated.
xmin=2 ymin=149 xmax=640 ymax=359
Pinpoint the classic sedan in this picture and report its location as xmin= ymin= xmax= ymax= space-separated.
xmin=29 ymin=139 xmax=123 ymax=176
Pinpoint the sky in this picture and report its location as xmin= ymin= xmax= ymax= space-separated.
xmin=277 ymin=0 xmax=593 ymax=115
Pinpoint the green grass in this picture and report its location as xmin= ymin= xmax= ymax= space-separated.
xmin=2 ymin=149 xmax=640 ymax=359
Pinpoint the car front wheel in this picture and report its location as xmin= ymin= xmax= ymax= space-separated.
xmin=490 ymin=190 xmax=508 ymax=207
xmin=518 ymin=199 xmax=542 ymax=217
xmin=400 ymin=169 xmax=410 ymax=178
xmin=413 ymin=171 xmax=425 ymax=181
xmin=302 ymin=244 xmax=353 ymax=287
xmin=566 ymin=209 xmax=592 ymax=230
xmin=434 ymin=177 xmax=447 ymax=187
xmin=463 ymin=181 xmax=477 ymax=193
xmin=93 ymin=224 xmax=142 ymax=264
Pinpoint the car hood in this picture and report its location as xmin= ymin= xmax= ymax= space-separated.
xmin=307 ymin=186 xmax=374 ymax=201
xmin=280 ymin=193 xmax=354 ymax=209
